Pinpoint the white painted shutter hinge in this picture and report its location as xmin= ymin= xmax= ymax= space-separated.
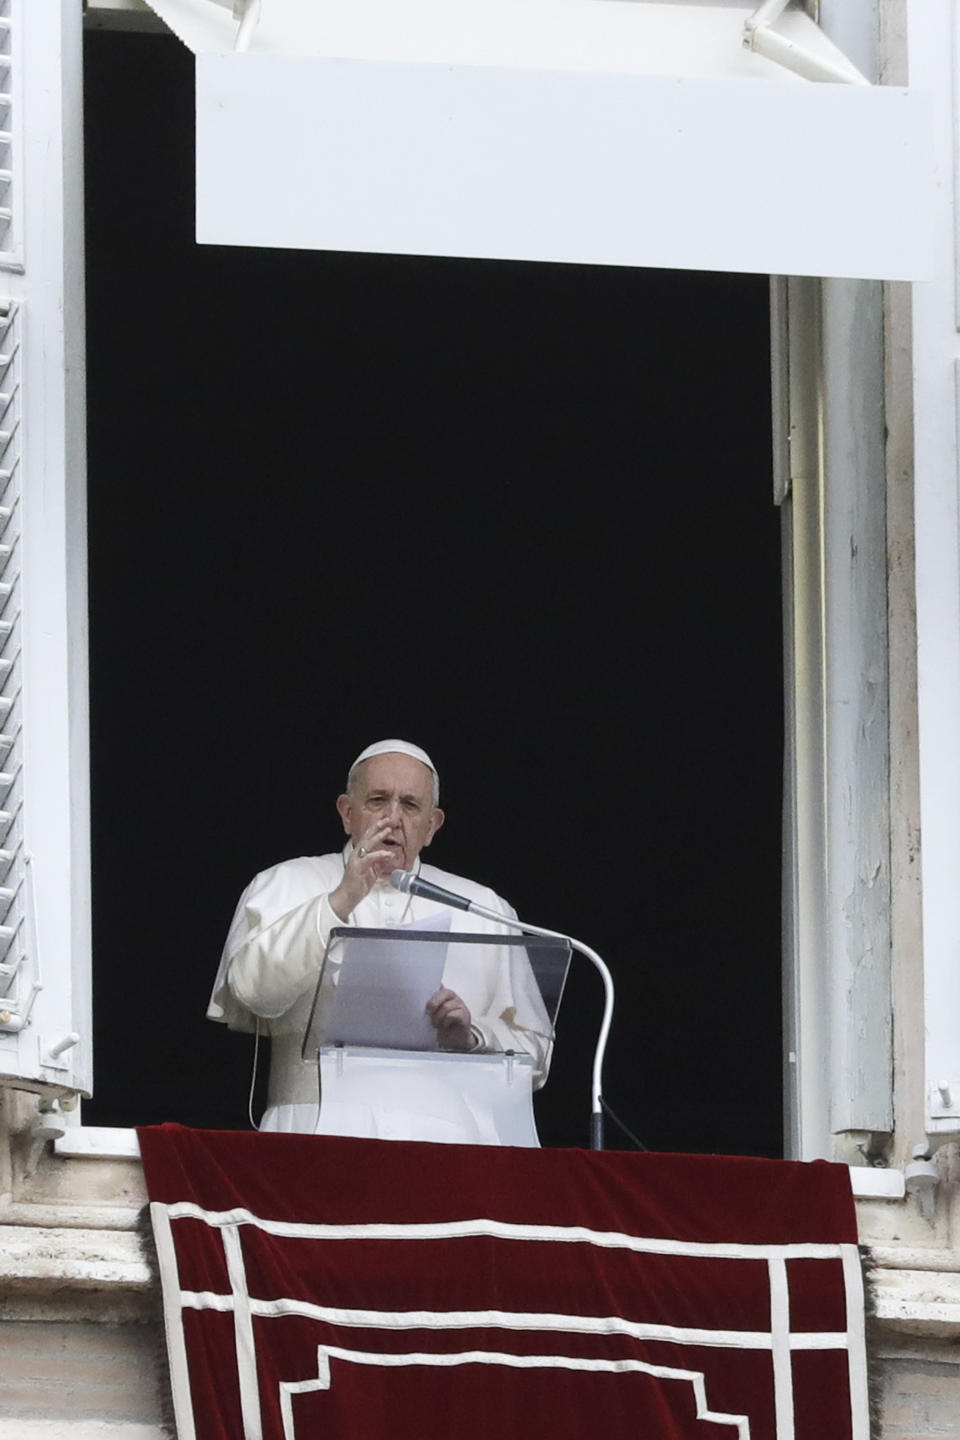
xmin=744 ymin=0 xmax=868 ymax=85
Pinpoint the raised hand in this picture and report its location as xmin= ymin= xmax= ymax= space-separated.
xmin=328 ymin=819 xmax=397 ymax=920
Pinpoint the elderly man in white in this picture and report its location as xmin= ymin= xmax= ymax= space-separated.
xmin=208 ymin=739 xmax=552 ymax=1140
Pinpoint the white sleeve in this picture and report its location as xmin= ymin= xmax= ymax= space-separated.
xmin=207 ymin=861 xmax=344 ymax=1030
xmin=226 ymin=890 xmax=344 ymax=1019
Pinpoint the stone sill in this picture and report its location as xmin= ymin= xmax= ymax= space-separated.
xmin=0 ymin=1425 xmax=168 ymax=1440
xmin=867 ymin=1257 xmax=960 ymax=1337
xmin=55 ymin=1127 xmax=141 ymax=1161
xmin=49 ymin=1129 xmax=911 ymax=1197
xmin=0 ymin=1221 xmax=150 ymax=1288
xmin=850 ymin=1166 xmax=905 ymax=1199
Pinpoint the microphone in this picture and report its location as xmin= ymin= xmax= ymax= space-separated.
xmin=390 ymin=869 xmax=474 ymax=913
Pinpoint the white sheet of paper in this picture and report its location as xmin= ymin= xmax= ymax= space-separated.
xmin=323 ymin=915 xmax=451 ymax=1050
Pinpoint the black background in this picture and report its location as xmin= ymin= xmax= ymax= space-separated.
xmin=82 ymin=30 xmax=784 ymax=1155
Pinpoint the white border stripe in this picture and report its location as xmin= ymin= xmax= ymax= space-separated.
xmin=177 ymin=1290 xmax=851 ymax=1353
xmin=158 ymin=1202 xmax=865 ymax=1437
xmin=319 ymin=1344 xmax=752 ymax=1437
xmin=164 ymin=1202 xmax=847 ymax=1261
xmin=223 ymin=1225 xmax=263 ymax=1440
xmin=841 ymin=1245 xmax=870 ymax=1440
xmin=768 ymin=1257 xmax=795 ymax=1440
xmin=279 ymin=1354 xmax=331 ymax=1440
xmin=149 ymin=1203 xmax=198 ymax=1440
xmin=190 ymin=1293 xmax=774 ymax=1348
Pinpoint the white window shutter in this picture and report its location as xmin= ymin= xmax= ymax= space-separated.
xmin=126 ymin=0 xmax=936 ymax=282
xmin=0 ymin=298 xmax=27 ymax=1035
xmin=0 ymin=0 xmax=17 ymax=265
xmin=909 ymin=6 xmax=960 ymax=1147
xmin=0 ymin=0 xmax=90 ymax=1100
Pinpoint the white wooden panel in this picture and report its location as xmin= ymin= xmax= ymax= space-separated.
xmin=0 ymin=0 xmax=90 ymax=1098
xmin=0 ymin=299 xmax=28 ymax=1058
xmin=196 ymin=54 xmax=932 ymax=280
xmin=0 ymin=0 xmax=22 ymax=268
xmin=821 ymin=276 xmax=892 ymax=1139
xmin=143 ymin=0 xmax=863 ymax=83
xmin=910 ymin=0 xmax=960 ymax=1140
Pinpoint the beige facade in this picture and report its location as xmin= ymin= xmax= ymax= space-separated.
xmin=0 ymin=1093 xmax=163 ymax=1437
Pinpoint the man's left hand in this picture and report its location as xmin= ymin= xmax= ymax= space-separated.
xmin=426 ymin=987 xmax=476 ymax=1051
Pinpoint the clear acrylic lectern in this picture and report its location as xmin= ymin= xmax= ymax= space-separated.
xmin=301 ymin=927 xmax=570 ymax=1147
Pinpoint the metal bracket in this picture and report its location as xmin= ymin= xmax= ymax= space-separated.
xmin=39 ymin=1031 xmax=80 ymax=1072
xmin=743 ymin=0 xmax=868 ymax=84
xmin=929 ymin=1082 xmax=960 ymax=1121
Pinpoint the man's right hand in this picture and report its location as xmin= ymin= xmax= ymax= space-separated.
xmin=328 ymin=819 xmax=396 ymax=921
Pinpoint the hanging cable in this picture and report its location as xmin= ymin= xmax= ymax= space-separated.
xmin=247 ymin=1017 xmax=261 ymax=1130
xmin=600 ymin=1097 xmax=648 ymax=1152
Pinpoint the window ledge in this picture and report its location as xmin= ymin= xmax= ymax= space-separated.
xmin=54 ymin=1125 xmax=140 ymax=1161
xmin=54 ymin=1133 xmax=909 ymax=1198
xmin=849 ymin=1165 xmax=905 ymax=1199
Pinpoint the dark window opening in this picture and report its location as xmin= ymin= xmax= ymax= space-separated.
xmin=83 ymin=30 xmax=783 ymax=1154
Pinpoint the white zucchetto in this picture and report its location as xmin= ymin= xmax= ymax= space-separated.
xmin=348 ymin=738 xmax=438 ymax=788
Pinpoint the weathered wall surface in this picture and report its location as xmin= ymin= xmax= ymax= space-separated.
xmin=875 ymin=1345 xmax=960 ymax=1439
xmin=0 ymin=1092 xmax=168 ymax=1437
xmin=0 ymin=1323 xmax=168 ymax=1438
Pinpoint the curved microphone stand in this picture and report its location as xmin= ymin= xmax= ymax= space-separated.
xmin=390 ymin=870 xmax=616 ymax=1150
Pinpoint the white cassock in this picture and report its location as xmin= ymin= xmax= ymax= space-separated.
xmin=208 ymin=846 xmax=554 ymax=1139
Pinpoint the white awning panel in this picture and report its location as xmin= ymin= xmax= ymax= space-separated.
xmin=143 ymin=0 xmax=935 ymax=280
xmin=141 ymin=0 xmax=865 ymax=82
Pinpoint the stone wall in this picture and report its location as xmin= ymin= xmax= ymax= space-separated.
xmin=874 ymin=1342 xmax=960 ymax=1439
xmin=0 ymin=1091 xmax=169 ymax=1437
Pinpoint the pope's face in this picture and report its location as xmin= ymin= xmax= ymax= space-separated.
xmin=336 ymin=753 xmax=444 ymax=875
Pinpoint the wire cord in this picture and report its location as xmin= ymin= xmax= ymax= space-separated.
xmin=600 ymin=1096 xmax=648 ymax=1151
xmin=247 ymin=1019 xmax=261 ymax=1131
